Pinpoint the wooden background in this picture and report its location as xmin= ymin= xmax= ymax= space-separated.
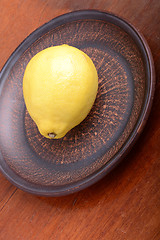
xmin=0 ymin=0 xmax=160 ymax=239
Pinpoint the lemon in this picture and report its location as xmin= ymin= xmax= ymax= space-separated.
xmin=23 ymin=44 xmax=98 ymax=139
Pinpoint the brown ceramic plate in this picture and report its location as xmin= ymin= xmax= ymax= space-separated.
xmin=0 ymin=10 xmax=155 ymax=196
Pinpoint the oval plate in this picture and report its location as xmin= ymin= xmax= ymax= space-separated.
xmin=0 ymin=10 xmax=155 ymax=196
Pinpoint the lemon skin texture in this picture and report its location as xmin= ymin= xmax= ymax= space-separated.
xmin=23 ymin=45 xmax=98 ymax=139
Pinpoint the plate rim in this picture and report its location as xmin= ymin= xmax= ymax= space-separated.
xmin=0 ymin=10 xmax=155 ymax=196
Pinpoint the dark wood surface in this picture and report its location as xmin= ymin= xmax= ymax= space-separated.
xmin=0 ymin=1 xmax=160 ymax=239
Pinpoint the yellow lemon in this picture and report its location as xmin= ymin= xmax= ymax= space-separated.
xmin=23 ymin=44 xmax=98 ymax=139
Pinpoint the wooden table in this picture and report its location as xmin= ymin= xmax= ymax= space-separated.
xmin=0 ymin=1 xmax=160 ymax=239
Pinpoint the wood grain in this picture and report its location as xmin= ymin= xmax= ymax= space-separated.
xmin=0 ymin=0 xmax=160 ymax=239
